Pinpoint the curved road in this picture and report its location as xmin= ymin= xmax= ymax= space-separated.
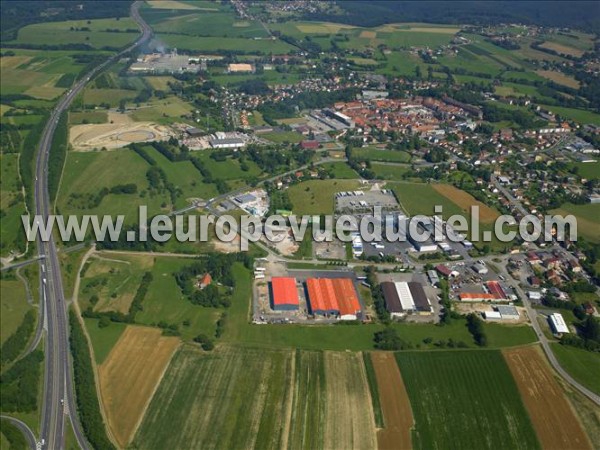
xmin=0 ymin=416 xmax=37 ymax=450
xmin=34 ymin=3 xmax=152 ymax=449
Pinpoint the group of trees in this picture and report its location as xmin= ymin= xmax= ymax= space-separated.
xmin=174 ymin=253 xmax=253 ymax=308
xmin=69 ymin=312 xmax=116 ymax=450
xmin=0 ymin=350 xmax=44 ymax=413
xmin=466 ymin=313 xmax=488 ymax=347
xmin=0 ymin=310 xmax=35 ymax=365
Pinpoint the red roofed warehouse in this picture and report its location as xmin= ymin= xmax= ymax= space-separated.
xmin=485 ymin=281 xmax=508 ymax=301
xmin=306 ymin=278 xmax=361 ymax=320
xmin=270 ymin=277 xmax=300 ymax=311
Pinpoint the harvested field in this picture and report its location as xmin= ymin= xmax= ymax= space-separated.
xmin=146 ymin=0 xmax=203 ymax=9
xmin=539 ymin=41 xmax=584 ymax=58
xmin=432 ymin=183 xmax=500 ymax=223
xmin=360 ymin=30 xmax=377 ymax=39
xmin=536 ymin=70 xmax=580 ymax=89
xmin=323 ymin=352 xmax=377 ymax=450
xmin=503 ymin=346 xmax=592 ymax=450
xmin=296 ymin=22 xmax=356 ymax=34
xmin=98 ymin=326 xmax=180 ymax=448
xmin=371 ymin=352 xmax=413 ymax=450
xmin=69 ymin=121 xmax=172 ymax=151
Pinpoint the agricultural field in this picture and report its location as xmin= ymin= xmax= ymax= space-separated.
xmin=396 ymin=351 xmax=540 ymax=450
xmin=262 ymin=131 xmax=304 ymax=144
xmin=551 ymin=344 xmax=600 ymax=395
xmin=156 ymin=33 xmax=295 ymax=54
xmin=150 ymin=11 xmax=268 ymax=38
xmin=69 ymin=111 xmax=108 ymax=125
xmin=0 ymin=279 xmax=29 ymax=344
xmin=134 ymin=346 xmax=377 ymax=450
xmin=319 ymin=161 xmax=359 ymax=179
xmin=432 ymin=183 xmax=500 ymax=223
xmin=535 ymin=70 xmax=580 ymax=89
xmin=0 ymin=154 xmax=26 ymax=256
xmin=370 ymin=352 xmax=414 ymax=450
xmin=144 ymin=76 xmax=176 ymax=90
xmin=193 ymin=151 xmax=263 ymax=180
xmin=352 ymin=147 xmax=411 ymax=163
xmin=389 ymin=182 xmax=464 ymax=218
xmin=550 ymin=203 xmax=600 ymax=243
xmin=57 ymin=149 xmax=171 ymax=222
xmin=98 ymin=326 xmax=180 ymax=448
xmin=541 ymin=105 xmax=600 ymax=126
xmin=128 ymin=97 xmax=194 ymax=124
xmin=503 ymin=346 xmax=592 ymax=450
xmin=8 ymin=18 xmax=139 ymax=49
xmin=287 ymin=179 xmax=361 ymax=215
xmin=370 ymin=163 xmax=411 ymax=181
xmin=83 ymin=318 xmax=127 ymax=365
xmin=569 ymin=161 xmax=600 ymax=180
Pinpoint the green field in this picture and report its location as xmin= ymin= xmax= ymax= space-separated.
xmin=541 ymin=105 xmax=600 ymax=126
xmin=320 ymin=161 xmax=359 ymax=179
xmin=0 ymin=280 xmax=30 ymax=344
xmin=83 ymin=318 xmax=127 ymax=365
xmin=396 ymin=351 xmax=540 ymax=450
xmin=134 ymin=345 xmax=297 ymax=449
xmin=389 ymin=182 xmax=464 ymax=218
xmin=9 ymin=18 xmax=138 ymax=49
xmin=371 ymin=163 xmax=410 ymax=180
xmin=135 ymin=257 xmax=222 ymax=341
xmin=550 ymin=203 xmax=600 ymax=243
xmin=156 ymin=33 xmax=295 ymax=54
xmin=193 ymin=151 xmax=263 ymax=181
xmin=287 ymin=179 xmax=360 ymax=215
xmin=57 ymin=149 xmax=170 ymax=221
xmin=569 ymin=162 xmax=600 ymax=180
xmin=69 ymin=111 xmax=108 ymax=124
xmin=352 ymin=147 xmax=411 ymax=163
xmin=0 ymin=154 xmax=26 ymax=256
xmin=129 ymin=97 xmax=194 ymax=123
xmin=150 ymin=11 xmax=268 ymax=38
xmin=551 ymin=344 xmax=600 ymax=395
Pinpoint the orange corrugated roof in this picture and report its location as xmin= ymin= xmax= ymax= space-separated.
xmin=485 ymin=281 xmax=507 ymax=300
xmin=331 ymin=278 xmax=361 ymax=316
xmin=460 ymin=293 xmax=496 ymax=300
xmin=271 ymin=277 xmax=299 ymax=306
xmin=307 ymin=278 xmax=361 ymax=316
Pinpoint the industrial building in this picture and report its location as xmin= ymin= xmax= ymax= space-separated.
xmin=459 ymin=292 xmax=498 ymax=302
xmin=306 ymin=278 xmax=361 ymax=320
xmin=472 ymin=263 xmax=488 ymax=274
xmin=270 ymin=277 xmax=299 ymax=311
xmin=129 ymin=50 xmax=205 ymax=74
xmin=381 ymin=281 xmax=432 ymax=317
xmin=485 ymin=281 xmax=508 ymax=301
xmin=209 ymin=137 xmax=245 ymax=149
xmin=497 ymin=305 xmax=519 ymax=320
xmin=549 ymin=313 xmax=570 ymax=334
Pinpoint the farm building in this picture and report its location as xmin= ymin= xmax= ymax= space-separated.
xmin=381 ymin=281 xmax=431 ymax=317
xmin=270 ymin=277 xmax=299 ymax=311
xmin=549 ymin=313 xmax=570 ymax=334
xmin=306 ymin=278 xmax=361 ymax=320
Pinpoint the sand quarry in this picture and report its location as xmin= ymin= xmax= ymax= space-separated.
xmin=69 ymin=112 xmax=172 ymax=151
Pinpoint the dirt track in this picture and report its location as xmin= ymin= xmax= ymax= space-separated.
xmin=371 ymin=352 xmax=414 ymax=450
xmin=503 ymin=346 xmax=593 ymax=450
xmin=98 ymin=326 xmax=180 ymax=448
xmin=69 ymin=114 xmax=171 ymax=151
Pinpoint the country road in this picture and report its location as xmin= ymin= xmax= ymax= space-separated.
xmin=32 ymin=2 xmax=152 ymax=449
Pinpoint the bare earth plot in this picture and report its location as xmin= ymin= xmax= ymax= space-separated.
xmin=432 ymin=184 xmax=500 ymax=223
xmin=98 ymin=326 xmax=180 ymax=448
xmin=503 ymin=347 xmax=592 ymax=450
xmin=370 ymin=352 xmax=414 ymax=450
xmin=323 ymin=352 xmax=377 ymax=450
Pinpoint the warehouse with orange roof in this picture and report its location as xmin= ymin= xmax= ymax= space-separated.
xmin=270 ymin=277 xmax=300 ymax=311
xmin=306 ymin=278 xmax=361 ymax=320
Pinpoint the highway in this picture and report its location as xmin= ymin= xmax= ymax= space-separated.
xmin=33 ymin=3 xmax=152 ymax=449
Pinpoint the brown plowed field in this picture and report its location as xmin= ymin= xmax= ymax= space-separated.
xmin=98 ymin=326 xmax=180 ymax=448
xmin=371 ymin=352 xmax=414 ymax=450
xmin=503 ymin=347 xmax=592 ymax=450
xmin=432 ymin=184 xmax=499 ymax=223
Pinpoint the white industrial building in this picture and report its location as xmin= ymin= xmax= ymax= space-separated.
xmin=483 ymin=311 xmax=502 ymax=320
xmin=549 ymin=313 xmax=570 ymax=334
xmin=395 ymin=282 xmax=416 ymax=312
xmin=528 ymin=291 xmax=542 ymax=301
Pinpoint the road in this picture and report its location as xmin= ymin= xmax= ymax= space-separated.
xmin=34 ymin=2 xmax=152 ymax=449
xmin=0 ymin=416 xmax=37 ymax=450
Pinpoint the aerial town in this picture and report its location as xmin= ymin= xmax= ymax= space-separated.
xmin=0 ymin=1 xmax=599 ymax=449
